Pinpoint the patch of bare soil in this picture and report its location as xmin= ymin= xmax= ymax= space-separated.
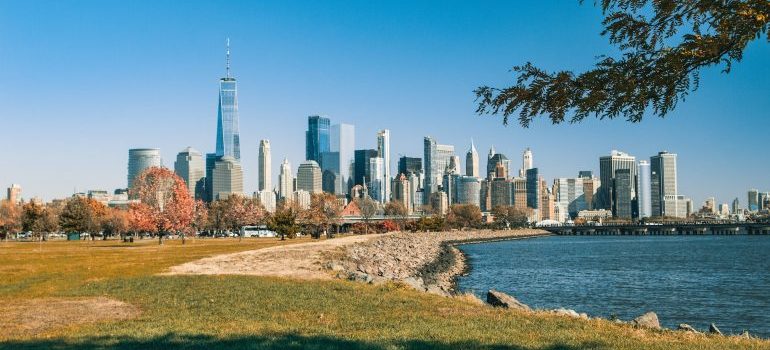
xmin=0 ymin=297 xmax=140 ymax=338
xmin=164 ymin=234 xmax=376 ymax=279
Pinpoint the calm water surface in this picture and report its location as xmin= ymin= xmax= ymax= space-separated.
xmin=456 ymin=235 xmax=770 ymax=337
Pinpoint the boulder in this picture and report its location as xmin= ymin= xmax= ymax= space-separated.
xmin=327 ymin=262 xmax=345 ymax=272
xmin=400 ymin=277 xmax=426 ymax=291
xmin=369 ymin=276 xmax=389 ymax=285
xmin=709 ymin=323 xmax=722 ymax=335
xmin=486 ymin=290 xmax=531 ymax=311
xmin=740 ymin=330 xmax=751 ymax=339
xmin=348 ymin=271 xmax=372 ymax=283
xmin=425 ymin=284 xmax=449 ymax=296
xmin=631 ymin=312 xmax=660 ymax=329
xmin=552 ymin=308 xmax=580 ymax=318
xmin=677 ymin=323 xmax=700 ymax=333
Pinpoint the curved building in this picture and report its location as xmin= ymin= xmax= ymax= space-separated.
xmin=128 ymin=148 xmax=161 ymax=188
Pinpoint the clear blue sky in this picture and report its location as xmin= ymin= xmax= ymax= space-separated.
xmin=1 ymin=1 xmax=768 ymax=206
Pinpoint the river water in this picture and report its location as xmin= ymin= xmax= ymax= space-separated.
xmin=456 ymin=235 xmax=770 ymax=337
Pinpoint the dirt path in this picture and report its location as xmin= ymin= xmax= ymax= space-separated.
xmin=164 ymin=234 xmax=376 ymax=279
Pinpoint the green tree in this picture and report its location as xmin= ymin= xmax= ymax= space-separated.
xmin=268 ymin=204 xmax=299 ymax=240
xmin=476 ymin=1 xmax=770 ymax=126
xmin=59 ymin=197 xmax=98 ymax=238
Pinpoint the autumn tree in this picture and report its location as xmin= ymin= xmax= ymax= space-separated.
xmin=101 ymin=208 xmax=129 ymax=240
xmin=268 ymin=203 xmax=300 ymax=240
xmin=303 ymin=193 xmax=343 ymax=239
xmin=476 ymin=1 xmax=770 ymax=126
xmin=355 ymin=196 xmax=379 ymax=234
xmin=21 ymin=202 xmax=45 ymax=240
xmin=59 ymin=197 xmax=101 ymax=239
xmin=491 ymin=206 xmax=529 ymax=229
xmin=0 ymin=200 xmax=22 ymax=240
xmin=384 ymin=200 xmax=409 ymax=230
xmin=206 ymin=200 xmax=228 ymax=235
xmin=447 ymin=204 xmax=483 ymax=229
xmin=191 ymin=200 xmax=208 ymax=235
xmin=129 ymin=167 xmax=194 ymax=244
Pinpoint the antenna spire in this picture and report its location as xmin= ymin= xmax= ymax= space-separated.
xmin=226 ymin=38 xmax=231 ymax=78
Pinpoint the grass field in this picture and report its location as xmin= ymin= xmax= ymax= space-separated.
xmin=0 ymin=236 xmax=768 ymax=350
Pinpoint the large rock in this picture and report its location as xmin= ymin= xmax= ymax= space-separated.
xmin=677 ymin=323 xmax=700 ymax=333
xmin=552 ymin=308 xmax=581 ymax=318
xmin=348 ymin=271 xmax=372 ymax=283
xmin=399 ymin=277 xmax=426 ymax=291
xmin=486 ymin=290 xmax=531 ymax=311
xmin=709 ymin=323 xmax=722 ymax=335
xmin=631 ymin=312 xmax=660 ymax=329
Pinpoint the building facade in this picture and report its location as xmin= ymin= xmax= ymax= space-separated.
xmin=215 ymin=40 xmax=241 ymax=161
xmin=278 ymin=158 xmax=293 ymax=200
xmin=650 ymin=151 xmax=677 ymax=216
xmin=212 ymin=156 xmax=243 ymax=200
xmin=258 ymin=140 xmax=271 ymax=191
xmin=423 ymin=136 xmax=454 ymax=204
xmin=330 ymin=123 xmax=355 ymax=194
xmin=598 ymin=150 xmax=637 ymax=215
xmin=376 ymin=129 xmax=391 ymax=203
xmin=174 ymin=147 xmax=204 ymax=199
xmin=306 ymin=115 xmax=330 ymax=165
xmin=465 ymin=140 xmax=479 ymax=178
xmin=297 ymin=161 xmax=322 ymax=194
xmin=127 ymin=148 xmax=161 ymax=189
xmin=637 ymin=160 xmax=652 ymax=218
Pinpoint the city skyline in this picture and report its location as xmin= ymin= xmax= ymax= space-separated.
xmin=1 ymin=2 xmax=768 ymax=205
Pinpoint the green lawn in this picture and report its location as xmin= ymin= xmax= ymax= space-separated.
xmin=0 ymin=237 xmax=768 ymax=350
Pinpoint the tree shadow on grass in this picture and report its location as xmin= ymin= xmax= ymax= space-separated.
xmin=0 ymin=332 xmax=609 ymax=350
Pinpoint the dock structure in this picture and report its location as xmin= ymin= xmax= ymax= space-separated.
xmin=544 ymin=223 xmax=770 ymax=236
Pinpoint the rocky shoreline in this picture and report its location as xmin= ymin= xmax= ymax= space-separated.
xmin=326 ymin=229 xmax=549 ymax=295
xmin=325 ymin=229 xmax=759 ymax=339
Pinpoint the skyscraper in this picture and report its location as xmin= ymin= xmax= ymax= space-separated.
xmin=423 ymin=137 xmax=454 ymax=204
xmin=6 ymin=184 xmax=21 ymax=203
xmin=174 ymin=147 xmax=204 ymax=199
xmin=297 ymin=161 xmax=322 ymax=194
xmin=466 ymin=139 xmax=479 ymax=177
xmin=637 ymin=160 xmax=652 ymax=218
xmin=215 ymin=39 xmax=241 ymax=160
xmin=398 ymin=157 xmax=422 ymax=176
xmin=306 ymin=115 xmax=330 ymax=164
xmin=650 ymin=151 xmax=677 ymax=216
xmin=598 ymin=150 xmax=637 ymax=213
xmin=526 ymin=168 xmax=540 ymax=211
xmin=392 ymin=173 xmax=412 ymax=213
xmin=127 ymin=148 xmax=161 ymax=189
xmin=521 ymin=148 xmax=533 ymax=177
xmin=487 ymin=153 xmax=511 ymax=179
xmin=554 ymin=177 xmax=587 ymax=220
xmin=331 ymin=123 xmax=355 ymax=194
xmin=614 ymin=169 xmax=633 ymax=219
xmin=212 ymin=156 xmax=243 ymax=200
xmin=369 ymin=157 xmax=385 ymax=202
xmin=748 ymin=189 xmax=759 ymax=211
xmin=377 ymin=129 xmax=391 ymax=202
xmin=258 ymin=140 xmax=271 ymax=191
xmin=354 ymin=149 xmax=378 ymax=186
xmin=204 ymin=153 xmax=218 ymax=202
xmin=278 ymin=158 xmax=293 ymax=200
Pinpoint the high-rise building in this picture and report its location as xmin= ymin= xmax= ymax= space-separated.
xmin=637 ymin=160 xmax=652 ymax=218
xmin=306 ymin=115 xmax=330 ymax=164
xmin=204 ymin=153 xmax=219 ymax=202
xmin=215 ymin=39 xmax=241 ymax=161
xmin=292 ymin=190 xmax=311 ymax=209
xmin=448 ymin=156 xmax=461 ymax=175
xmin=664 ymin=195 xmax=691 ymax=218
xmin=487 ymin=153 xmax=511 ymax=179
xmin=369 ymin=157 xmax=385 ymax=202
xmin=430 ymin=191 xmax=449 ymax=216
xmin=256 ymin=190 xmax=276 ymax=213
xmin=398 ymin=157 xmax=422 ymax=177
xmin=423 ymin=137 xmax=454 ymax=204
xmin=127 ymin=148 xmax=161 ymax=189
xmin=521 ymin=147 xmax=533 ymax=177
xmin=258 ymin=140 xmax=271 ymax=191
xmin=554 ymin=178 xmax=587 ymax=220
xmin=466 ymin=139 xmax=479 ymax=177
xmin=578 ymin=171 xmax=593 ymax=179
xmin=748 ymin=189 xmax=759 ymax=212
xmin=297 ymin=161 xmax=322 ymax=194
xmin=6 ymin=184 xmax=21 ymax=203
xmin=330 ymin=123 xmax=355 ymax=194
xmin=512 ymin=177 xmax=527 ymax=211
xmin=650 ymin=151 xmax=677 ymax=216
xmin=212 ymin=156 xmax=243 ymax=200
xmin=376 ymin=129 xmax=391 ymax=202
xmin=598 ymin=150 xmax=637 ymax=213
xmin=732 ymin=197 xmax=740 ymax=214
xmin=174 ymin=147 xmax=204 ymax=199
xmin=392 ymin=173 xmax=412 ymax=213
xmin=320 ymin=151 xmax=340 ymax=193
xmin=582 ymin=176 xmax=600 ymax=210
xmin=526 ymin=168 xmax=540 ymax=210
xmin=354 ymin=149 xmax=378 ymax=187
xmin=491 ymin=178 xmax=512 ymax=208
xmin=456 ymin=176 xmax=481 ymax=207
xmin=614 ymin=169 xmax=633 ymax=219
xmin=759 ymin=192 xmax=770 ymax=211
xmin=278 ymin=158 xmax=293 ymax=200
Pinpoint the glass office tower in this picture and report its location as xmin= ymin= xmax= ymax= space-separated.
xmin=215 ymin=39 xmax=241 ymax=160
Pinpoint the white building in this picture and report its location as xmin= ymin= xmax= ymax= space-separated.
xmin=376 ymin=129 xmax=391 ymax=202
xmin=278 ymin=158 xmax=293 ymax=200
xmin=637 ymin=160 xmax=652 ymax=218
xmin=292 ymin=190 xmax=311 ymax=210
xmin=258 ymin=140 xmax=271 ymax=192
xmin=256 ymin=190 xmax=276 ymax=213
xmin=212 ymin=156 xmax=243 ymax=200
xmin=174 ymin=147 xmax=204 ymax=198
xmin=297 ymin=161 xmax=322 ymax=194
